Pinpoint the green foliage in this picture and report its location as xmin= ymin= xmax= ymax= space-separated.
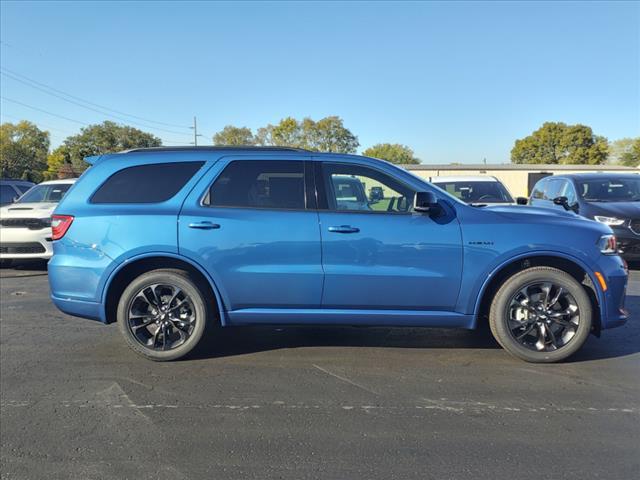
xmin=253 ymin=116 xmax=359 ymax=153
xmin=362 ymin=143 xmax=420 ymax=164
xmin=43 ymin=146 xmax=72 ymax=180
xmin=0 ymin=121 xmax=50 ymax=182
xmin=511 ymin=122 xmax=608 ymax=165
xmin=212 ymin=126 xmax=256 ymax=146
xmin=59 ymin=121 xmax=162 ymax=174
xmin=609 ymin=137 xmax=640 ymax=167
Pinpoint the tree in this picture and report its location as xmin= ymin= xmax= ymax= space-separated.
xmin=43 ymin=145 xmax=75 ymax=180
xmin=213 ymin=126 xmax=256 ymax=146
xmin=609 ymin=137 xmax=640 ymax=167
xmin=255 ymin=116 xmax=359 ymax=153
xmin=0 ymin=121 xmax=50 ymax=182
xmin=362 ymin=143 xmax=420 ymax=164
xmin=511 ymin=122 xmax=608 ymax=165
xmin=303 ymin=116 xmax=359 ymax=153
xmin=59 ymin=121 xmax=162 ymax=173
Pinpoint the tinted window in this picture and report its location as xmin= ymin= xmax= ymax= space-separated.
xmin=207 ymin=161 xmax=305 ymax=209
xmin=531 ymin=178 xmax=547 ymax=200
xmin=1 ymin=185 xmax=16 ymax=204
xmin=578 ymin=177 xmax=640 ymax=202
xmin=91 ymin=162 xmax=204 ymax=204
xmin=544 ymin=179 xmax=563 ymax=200
xmin=559 ymin=180 xmax=577 ymax=204
xmin=434 ymin=181 xmax=513 ymax=204
xmin=322 ymin=163 xmax=414 ymax=213
xmin=17 ymin=183 xmax=72 ymax=203
xmin=15 ymin=184 xmax=32 ymax=194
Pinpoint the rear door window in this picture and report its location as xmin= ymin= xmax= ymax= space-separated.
xmin=205 ymin=160 xmax=306 ymax=210
xmin=91 ymin=162 xmax=204 ymax=204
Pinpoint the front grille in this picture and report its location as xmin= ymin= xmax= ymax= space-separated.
xmin=617 ymin=237 xmax=640 ymax=255
xmin=0 ymin=242 xmax=46 ymax=254
xmin=630 ymin=219 xmax=640 ymax=236
xmin=0 ymin=218 xmax=49 ymax=230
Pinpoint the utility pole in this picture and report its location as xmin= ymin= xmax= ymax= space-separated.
xmin=190 ymin=116 xmax=203 ymax=146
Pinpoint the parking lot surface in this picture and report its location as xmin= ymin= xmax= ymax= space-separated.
xmin=1 ymin=262 xmax=639 ymax=480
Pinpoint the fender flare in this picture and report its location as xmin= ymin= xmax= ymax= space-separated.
xmin=100 ymin=251 xmax=228 ymax=325
xmin=471 ymin=250 xmax=605 ymax=328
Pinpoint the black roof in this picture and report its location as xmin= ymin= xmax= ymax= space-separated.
xmin=551 ymin=172 xmax=640 ymax=181
xmin=122 ymin=146 xmax=311 ymax=154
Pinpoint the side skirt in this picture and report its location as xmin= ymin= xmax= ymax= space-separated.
xmin=226 ymin=308 xmax=475 ymax=328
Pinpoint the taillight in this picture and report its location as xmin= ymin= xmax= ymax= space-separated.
xmin=51 ymin=215 xmax=74 ymax=240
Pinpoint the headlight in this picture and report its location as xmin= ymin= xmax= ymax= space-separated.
xmin=597 ymin=234 xmax=618 ymax=255
xmin=594 ymin=216 xmax=625 ymax=226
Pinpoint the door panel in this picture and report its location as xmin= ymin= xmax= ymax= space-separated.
xmin=319 ymin=212 xmax=463 ymax=310
xmin=178 ymin=158 xmax=323 ymax=311
xmin=317 ymin=162 xmax=463 ymax=311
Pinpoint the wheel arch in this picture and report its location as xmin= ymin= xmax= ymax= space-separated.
xmin=102 ymin=253 xmax=227 ymax=326
xmin=473 ymin=252 xmax=603 ymax=335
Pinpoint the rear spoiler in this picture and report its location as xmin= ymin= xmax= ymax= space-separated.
xmin=84 ymin=155 xmax=102 ymax=165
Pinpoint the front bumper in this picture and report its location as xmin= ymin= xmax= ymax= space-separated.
xmin=0 ymin=227 xmax=53 ymax=259
xmin=595 ymin=254 xmax=628 ymax=330
xmin=612 ymin=226 xmax=640 ymax=261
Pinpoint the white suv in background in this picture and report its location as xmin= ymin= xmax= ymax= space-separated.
xmin=0 ymin=179 xmax=77 ymax=266
xmin=431 ymin=175 xmax=519 ymax=206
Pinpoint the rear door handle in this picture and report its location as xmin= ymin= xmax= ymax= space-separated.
xmin=188 ymin=221 xmax=220 ymax=230
xmin=328 ymin=225 xmax=360 ymax=234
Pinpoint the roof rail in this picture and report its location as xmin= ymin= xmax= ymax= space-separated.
xmin=120 ymin=146 xmax=311 ymax=154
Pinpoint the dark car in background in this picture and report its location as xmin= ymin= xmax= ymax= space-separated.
xmin=529 ymin=173 xmax=640 ymax=261
xmin=0 ymin=179 xmax=35 ymax=206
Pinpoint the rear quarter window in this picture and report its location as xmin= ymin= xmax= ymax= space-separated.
xmin=91 ymin=162 xmax=204 ymax=204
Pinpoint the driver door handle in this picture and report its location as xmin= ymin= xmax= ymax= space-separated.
xmin=188 ymin=221 xmax=220 ymax=230
xmin=328 ymin=225 xmax=360 ymax=234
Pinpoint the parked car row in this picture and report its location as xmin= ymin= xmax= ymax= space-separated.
xmin=430 ymin=173 xmax=639 ymax=261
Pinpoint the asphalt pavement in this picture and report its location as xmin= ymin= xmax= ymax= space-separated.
xmin=1 ymin=261 xmax=638 ymax=479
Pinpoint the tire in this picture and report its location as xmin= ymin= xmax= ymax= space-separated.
xmin=117 ymin=269 xmax=212 ymax=361
xmin=489 ymin=267 xmax=592 ymax=363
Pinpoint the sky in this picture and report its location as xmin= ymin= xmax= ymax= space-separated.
xmin=0 ymin=0 xmax=638 ymax=164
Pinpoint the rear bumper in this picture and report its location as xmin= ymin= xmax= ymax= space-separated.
xmin=50 ymin=294 xmax=105 ymax=322
xmin=0 ymin=227 xmax=53 ymax=259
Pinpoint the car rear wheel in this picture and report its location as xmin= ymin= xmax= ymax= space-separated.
xmin=489 ymin=266 xmax=592 ymax=363
xmin=117 ymin=269 xmax=211 ymax=361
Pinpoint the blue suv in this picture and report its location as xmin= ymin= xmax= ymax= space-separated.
xmin=48 ymin=147 xmax=628 ymax=363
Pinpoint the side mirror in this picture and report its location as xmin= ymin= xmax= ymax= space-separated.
xmin=414 ymin=191 xmax=440 ymax=214
xmin=553 ymin=196 xmax=578 ymax=212
xmin=516 ymin=197 xmax=528 ymax=205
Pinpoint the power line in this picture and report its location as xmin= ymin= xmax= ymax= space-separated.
xmin=0 ymin=66 xmax=190 ymax=130
xmin=0 ymin=104 xmax=193 ymax=146
xmin=0 ymin=112 xmax=77 ymax=135
xmin=1 ymin=96 xmax=90 ymax=125
xmin=1 ymin=70 xmax=191 ymax=136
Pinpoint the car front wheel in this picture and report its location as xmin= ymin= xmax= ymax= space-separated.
xmin=117 ymin=269 xmax=211 ymax=361
xmin=489 ymin=266 xmax=593 ymax=363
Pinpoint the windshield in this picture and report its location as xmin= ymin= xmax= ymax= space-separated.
xmin=579 ymin=177 xmax=640 ymax=202
xmin=16 ymin=183 xmax=72 ymax=204
xmin=433 ymin=181 xmax=514 ymax=204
